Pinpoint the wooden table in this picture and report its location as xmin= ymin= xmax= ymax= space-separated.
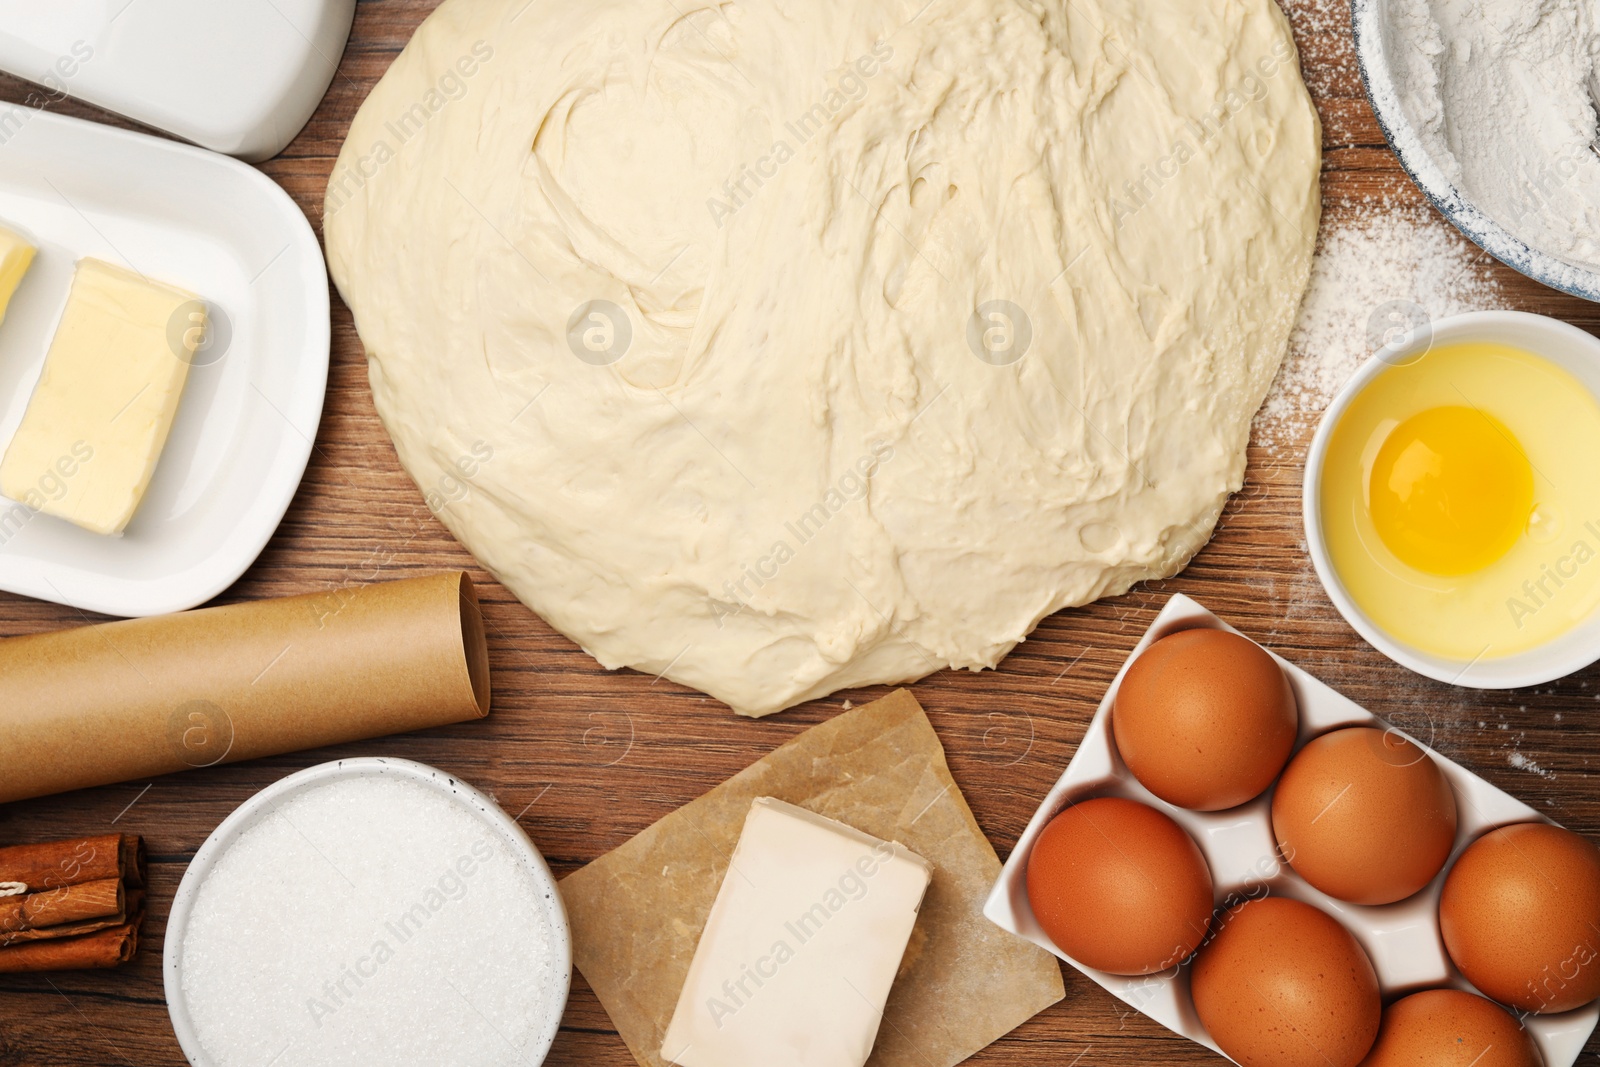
xmin=3 ymin=2 xmax=1599 ymax=1064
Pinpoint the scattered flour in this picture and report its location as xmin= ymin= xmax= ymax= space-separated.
xmin=1277 ymin=0 xmax=1342 ymax=36
xmin=1253 ymin=203 xmax=1503 ymax=453
xmin=1508 ymin=747 xmax=1558 ymax=780
xmin=1276 ymin=0 xmax=1361 ymax=99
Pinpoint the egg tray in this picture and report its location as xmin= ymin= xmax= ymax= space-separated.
xmin=983 ymin=594 xmax=1600 ymax=1066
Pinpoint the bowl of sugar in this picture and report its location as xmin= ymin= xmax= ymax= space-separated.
xmin=165 ymin=757 xmax=570 ymax=1067
xmin=1352 ymin=0 xmax=1600 ymax=302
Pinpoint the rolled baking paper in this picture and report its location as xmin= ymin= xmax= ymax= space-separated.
xmin=0 ymin=572 xmax=490 ymax=804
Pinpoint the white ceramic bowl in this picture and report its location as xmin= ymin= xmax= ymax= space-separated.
xmin=164 ymin=757 xmax=571 ymax=1067
xmin=1352 ymin=0 xmax=1600 ymax=302
xmin=984 ymin=593 xmax=1600 ymax=1066
xmin=1303 ymin=310 xmax=1600 ymax=688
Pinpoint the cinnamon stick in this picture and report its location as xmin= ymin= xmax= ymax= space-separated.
xmin=0 ymin=922 xmax=138 ymax=973
xmin=0 ymin=834 xmax=130 ymax=892
xmin=0 ymin=878 xmax=123 ymax=934
xmin=0 ymin=836 xmax=146 ymax=971
xmin=0 ymin=913 xmax=126 ymax=945
xmin=0 ymin=889 xmax=146 ymax=947
xmin=121 ymin=834 xmax=146 ymax=890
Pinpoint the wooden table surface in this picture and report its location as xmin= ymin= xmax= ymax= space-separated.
xmin=4 ymin=1 xmax=1600 ymax=1064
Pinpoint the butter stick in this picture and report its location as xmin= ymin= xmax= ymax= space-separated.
xmin=662 ymin=798 xmax=932 ymax=1067
xmin=0 ymin=257 xmax=203 ymax=535
xmin=0 ymin=225 xmax=35 ymax=325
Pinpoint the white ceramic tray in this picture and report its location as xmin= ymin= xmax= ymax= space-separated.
xmin=0 ymin=107 xmax=328 ymax=617
xmin=984 ymin=594 xmax=1600 ymax=1066
xmin=165 ymin=757 xmax=572 ymax=1067
xmin=0 ymin=0 xmax=356 ymax=162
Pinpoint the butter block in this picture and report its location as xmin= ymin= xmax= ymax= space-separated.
xmin=0 ymin=258 xmax=202 ymax=535
xmin=0 ymin=224 xmax=36 ymax=325
xmin=662 ymin=797 xmax=933 ymax=1067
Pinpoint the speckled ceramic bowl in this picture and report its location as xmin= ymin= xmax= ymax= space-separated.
xmin=1352 ymin=0 xmax=1600 ymax=303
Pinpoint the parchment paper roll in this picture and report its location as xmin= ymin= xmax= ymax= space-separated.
xmin=0 ymin=572 xmax=490 ymax=805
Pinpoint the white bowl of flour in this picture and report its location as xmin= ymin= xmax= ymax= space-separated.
xmin=1354 ymin=0 xmax=1600 ymax=301
xmin=165 ymin=758 xmax=571 ymax=1067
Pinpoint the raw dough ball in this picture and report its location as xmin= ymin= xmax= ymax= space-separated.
xmin=325 ymin=0 xmax=1320 ymax=715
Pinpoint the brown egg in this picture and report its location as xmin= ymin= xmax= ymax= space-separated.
xmin=1358 ymin=989 xmax=1540 ymax=1067
xmin=1191 ymin=897 xmax=1381 ymax=1067
xmin=1272 ymin=727 xmax=1458 ymax=905
xmin=1440 ymin=822 xmax=1600 ymax=1013
xmin=1025 ymin=797 xmax=1213 ymax=975
xmin=1113 ymin=628 xmax=1297 ymax=811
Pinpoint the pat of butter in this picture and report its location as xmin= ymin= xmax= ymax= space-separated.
xmin=0 ymin=258 xmax=202 ymax=535
xmin=662 ymin=797 xmax=933 ymax=1067
xmin=0 ymin=225 xmax=36 ymax=325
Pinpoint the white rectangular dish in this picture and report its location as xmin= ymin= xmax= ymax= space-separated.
xmin=0 ymin=0 xmax=356 ymax=162
xmin=0 ymin=107 xmax=328 ymax=618
xmin=983 ymin=593 xmax=1600 ymax=1067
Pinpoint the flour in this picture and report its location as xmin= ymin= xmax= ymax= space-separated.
xmin=1385 ymin=0 xmax=1600 ymax=272
xmin=1276 ymin=0 xmax=1361 ymax=99
xmin=1254 ymin=203 xmax=1503 ymax=453
xmin=1507 ymin=746 xmax=1558 ymax=779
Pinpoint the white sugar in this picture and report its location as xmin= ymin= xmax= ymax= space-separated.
xmin=1253 ymin=202 xmax=1503 ymax=455
xmin=180 ymin=775 xmax=561 ymax=1067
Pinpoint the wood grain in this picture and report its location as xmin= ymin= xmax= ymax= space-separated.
xmin=3 ymin=2 xmax=1600 ymax=1064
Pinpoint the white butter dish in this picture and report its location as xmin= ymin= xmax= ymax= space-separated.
xmin=984 ymin=593 xmax=1600 ymax=1067
xmin=0 ymin=107 xmax=328 ymax=617
xmin=0 ymin=0 xmax=356 ymax=161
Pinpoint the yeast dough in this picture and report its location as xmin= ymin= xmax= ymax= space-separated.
xmin=325 ymin=0 xmax=1321 ymax=716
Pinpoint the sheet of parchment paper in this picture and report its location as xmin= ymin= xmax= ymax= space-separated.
xmin=560 ymin=689 xmax=1065 ymax=1067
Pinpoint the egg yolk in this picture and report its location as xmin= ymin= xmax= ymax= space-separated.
xmin=1369 ymin=406 xmax=1534 ymax=576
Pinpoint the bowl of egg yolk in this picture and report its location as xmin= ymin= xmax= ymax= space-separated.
xmin=1305 ymin=311 xmax=1600 ymax=688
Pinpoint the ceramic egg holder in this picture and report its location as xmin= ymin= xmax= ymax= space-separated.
xmin=984 ymin=593 xmax=1600 ymax=1066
